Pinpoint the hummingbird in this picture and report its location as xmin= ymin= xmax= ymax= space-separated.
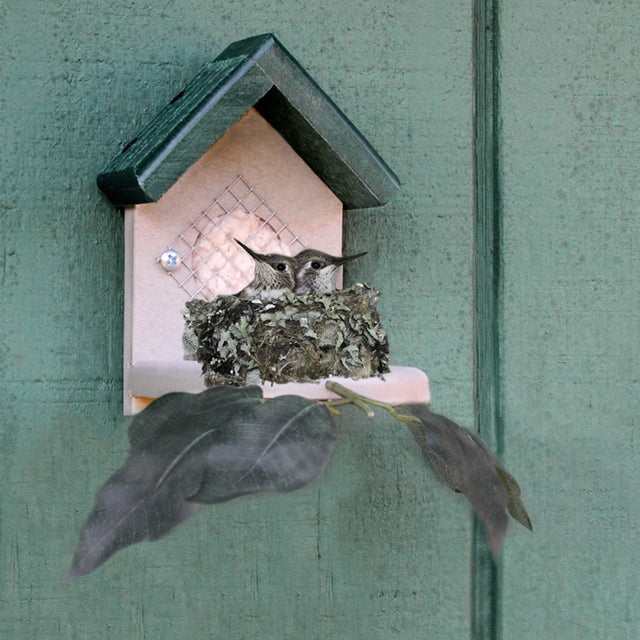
xmin=234 ymin=239 xmax=296 ymax=299
xmin=294 ymin=248 xmax=367 ymax=294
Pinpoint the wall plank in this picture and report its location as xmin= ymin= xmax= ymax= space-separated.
xmin=0 ymin=2 xmax=475 ymax=638
xmin=499 ymin=2 xmax=640 ymax=638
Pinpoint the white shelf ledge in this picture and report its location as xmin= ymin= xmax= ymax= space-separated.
xmin=124 ymin=361 xmax=430 ymax=414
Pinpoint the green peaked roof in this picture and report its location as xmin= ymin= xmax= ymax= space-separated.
xmin=97 ymin=33 xmax=400 ymax=209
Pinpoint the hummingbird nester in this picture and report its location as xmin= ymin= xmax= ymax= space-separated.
xmin=234 ymin=239 xmax=296 ymax=299
xmin=293 ymin=249 xmax=367 ymax=294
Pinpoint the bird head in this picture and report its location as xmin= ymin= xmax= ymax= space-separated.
xmin=235 ymin=239 xmax=296 ymax=295
xmin=294 ymin=248 xmax=367 ymax=294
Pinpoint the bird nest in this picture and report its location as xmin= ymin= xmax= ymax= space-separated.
xmin=183 ymin=283 xmax=390 ymax=386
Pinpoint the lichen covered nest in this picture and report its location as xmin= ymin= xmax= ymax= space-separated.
xmin=183 ymin=284 xmax=390 ymax=386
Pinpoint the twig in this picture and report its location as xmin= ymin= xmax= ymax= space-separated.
xmin=323 ymin=381 xmax=422 ymax=424
xmin=247 ymin=354 xmax=264 ymax=367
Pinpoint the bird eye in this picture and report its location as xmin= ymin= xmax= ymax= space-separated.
xmin=311 ymin=261 xmax=322 ymax=269
xmin=276 ymin=263 xmax=287 ymax=271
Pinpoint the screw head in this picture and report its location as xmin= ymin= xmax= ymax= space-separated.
xmin=160 ymin=249 xmax=181 ymax=272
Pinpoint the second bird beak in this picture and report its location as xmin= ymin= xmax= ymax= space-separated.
xmin=333 ymin=251 xmax=368 ymax=266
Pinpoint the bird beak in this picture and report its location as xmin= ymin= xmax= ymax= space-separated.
xmin=235 ymin=238 xmax=266 ymax=262
xmin=333 ymin=251 xmax=367 ymax=266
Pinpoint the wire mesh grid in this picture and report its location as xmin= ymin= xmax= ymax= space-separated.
xmin=157 ymin=175 xmax=306 ymax=300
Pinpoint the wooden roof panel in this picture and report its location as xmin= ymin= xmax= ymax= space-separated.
xmin=97 ymin=34 xmax=400 ymax=209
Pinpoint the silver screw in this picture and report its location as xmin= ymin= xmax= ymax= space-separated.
xmin=160 ymin=249 xmax=181 ymax=272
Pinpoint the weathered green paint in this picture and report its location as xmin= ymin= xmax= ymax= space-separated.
xmin=471 ymin=1 xmax=503 ymax=638
xmin=1 ymin=2 xmax=473 ymax=638
xmin=4 ymin=1 xmax=636 ymax=638
xmin=498 ymin=2 xmax=640 ymax=638
xmin=98 ymin=33 xmax=400 ymax=209
xmin=99 ymin=56 xmax=274 ymax=204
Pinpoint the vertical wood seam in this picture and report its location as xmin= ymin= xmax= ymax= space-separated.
xmin=472 ymin=0 xmax=503 ymax=638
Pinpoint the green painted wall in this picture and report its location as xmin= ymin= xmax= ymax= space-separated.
xmin=1 ymin=2 xmax=474 ymax=638
xmin=498 ymin=2 xmax=640 ymax=638
xmin=2 ymin=1 xmax=638 ymax=638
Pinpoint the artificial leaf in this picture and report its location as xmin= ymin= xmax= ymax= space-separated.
xmin=65 ymin=386 xmax=336 ymax=581
xmin=399 ymin=403 xmax=531 ymax=558
xmin=186 ymin=394 xmax=337 ymax=503
xmin=494 ymin=465 xmax=532 ymax=531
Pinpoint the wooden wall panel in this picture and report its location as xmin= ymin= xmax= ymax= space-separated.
xmin=0 ymin=2 xmax=475 ymax=638
xmin=498 ymin=2 xmax=640 ymax=638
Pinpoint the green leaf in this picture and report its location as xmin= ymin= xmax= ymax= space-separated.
xmin=189 ymin=395 xmax=337 ymax=503
xmin=65 ymin=387 xmax=336 ymax=581
xmin=495 ymin=465 xmax=533 ymax=531
xmin=400 ymin=403 xmax=531 ymax=558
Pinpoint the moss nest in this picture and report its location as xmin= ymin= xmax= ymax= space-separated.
xmin=183 ymin=284 xmax=390 ymax=387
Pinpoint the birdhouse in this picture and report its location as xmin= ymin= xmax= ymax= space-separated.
xmin=97 ymin=33 xmax=430 ymax=414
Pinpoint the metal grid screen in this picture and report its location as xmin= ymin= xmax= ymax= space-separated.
xmin=157 ymin=175 xmax=306 ymax=300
